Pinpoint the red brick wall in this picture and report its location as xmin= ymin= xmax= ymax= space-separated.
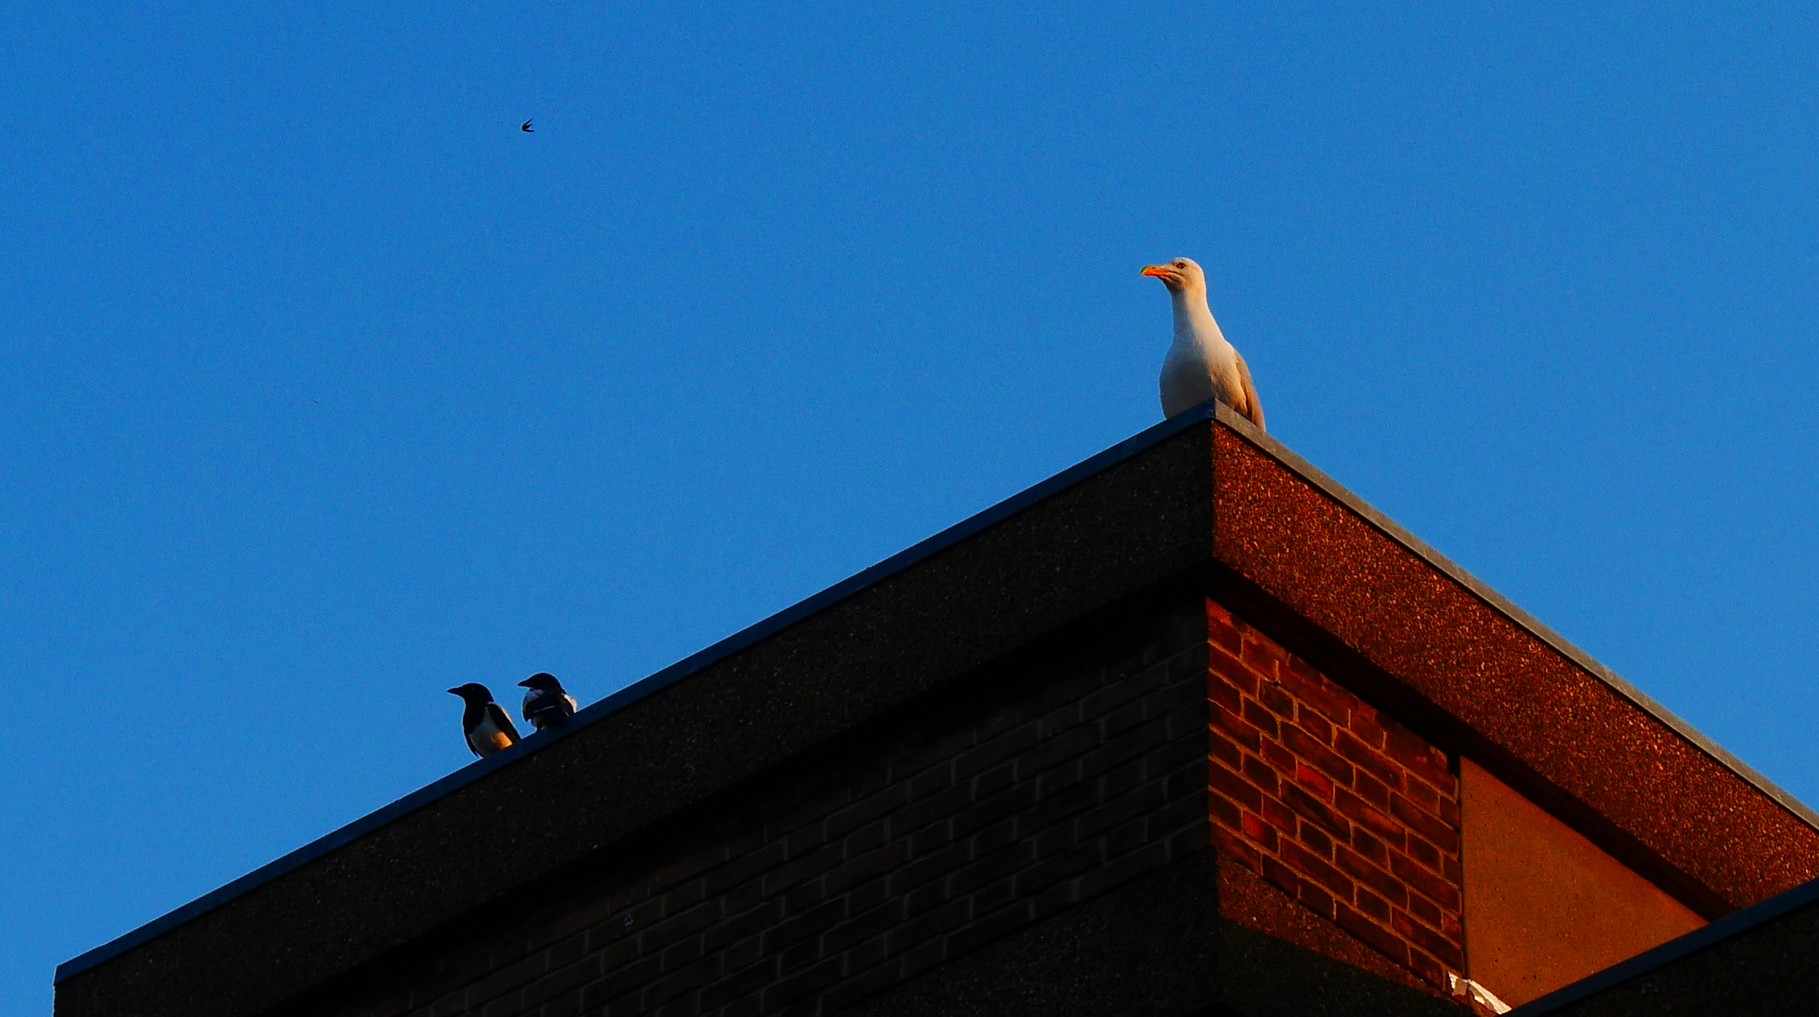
xmin=312 ymin=604 xmax=1208 ymax=1017
xmin=1205 ymin=600 xmax=1466 ymax=990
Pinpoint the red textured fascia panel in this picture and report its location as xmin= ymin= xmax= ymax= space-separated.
xmin=1210 ymin=424 xmax=1819 ymax=910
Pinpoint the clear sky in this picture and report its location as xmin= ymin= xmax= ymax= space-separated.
xmin=4 ymin=6 xmax=1816 ymax=1014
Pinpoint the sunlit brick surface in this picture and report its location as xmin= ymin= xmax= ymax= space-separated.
xmin=1205 ymin=600 xmax=1465 ymax=989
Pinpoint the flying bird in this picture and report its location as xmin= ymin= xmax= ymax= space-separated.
xmin=1141 ymin=257 xmax=1264 ymax=428
xmin=447 ymin=683 xmax=521 ymax=757
xmin=518 ymin=672 xmax=579 ymax=731
xmin=520 ymin=119 xmax=534 ymax=133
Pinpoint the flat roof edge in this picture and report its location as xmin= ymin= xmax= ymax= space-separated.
xmin=56 ymin=406 xmax=1215 ymax=986
xmin=1210 ymin=403 xmax=1819 ymax=833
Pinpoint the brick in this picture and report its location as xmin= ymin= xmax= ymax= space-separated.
xmin=1207 ymin=614 xmax=1244 ymax=656
xmin=1399 ymin=774 xmax=1442 ymax=814
xmin=840 ymin=933 xmax=893 ymax=980
xmin=1297 ymin=819 xmax=1333 ymax=860
xmin=946 ymin=898 xmax=1033 ymax=957
xmin=1015 ymin=840 xmax=1100 ymax=896
xmin=1355 ymin=886 xmax=1392 ymax=923
xmin=764 ymin=956 xmax=844 ymax=1009
xmin=761 ymin=841 xmax=845 ymax=897
xmin=1292 ymin=761 xmax=1333 ymax=800
xmin=952 ymin=781 xmax=1040 ymax=840
xmin=952 ymin=722 xmax=1038 ymax=780
xmin=696 ymin=956 xmax=779 ymax=1012
xmin=1389 ymin=792 xmax=1458 ymax=851
xmin=1028 ymin=879 xmax=1080 ymax=921
xmin=1405 ymin=890 xmax=1442 ymax=928
xmin=1203 ymin=732 xmax=1250 ymax=786
xmin=903 ymin=881 xmax=948 ymax=918
xmin=1405 ymin=834 xmax=1441 ymax=872
xmin=1389 ymin=851 xmax=1463 ymax=912
xmin=1260 ymin=796 xmax=1297 ymax=835
xmin=1209 ymin=647 xmax=1259 ymax=696
xmin=1348 ymin=706 xmax=1389 ymax=750
xmin=761 ymin=897 xmax=848 ymax=953
xmin=1209 ymin=791 xmax=1242 ymax=831
xmin=888 ymin=782 xmax=976 ymax=840
xmin=1296 ymin=708 xmax=1333 ymax=743
xmin=582 ymin=955 xmax=661 ymax=1010
xmin=1208 ymin=759 xmax=1264 ymax=811
xmin=1260 ymin=739 xmax=1297 ymax=776
xmin=1333 ymin=730 xmax=1403 ymax=789
xmin=1240 ymin=636 xmax=1284 ymax=674
xmin=1295 ymin=879 xmax=1336 ymax=921
xmin=1278 ymin=662 xmax=1352 ymax=724
xmin=1404 ymin=947 xmax=1449 ymax=990
xmin=1283 ymin=726 xmax=1355 ymax=788
xmin=899 ymin=939 xmax=949 ymax=982
xmin=1016 ymin=724 xmax=1103 ymax=780
xmin=1242 ymin=754 xmax=1282 ymax=796
xmin=522 ymin=957 xmax=601 ymax=1012
xmin=1239 ymin=697 xmax=1281 ymax=738
xmin=1145 ymin=788 xmax=1207 ymax=839
xmin=1080 ymin=715 xmax=1169 ymax=776
xmin=1211 ymin=704 xmax=1265 ymax=752
xmin=1209 ymin=673 xmax=1244 ymax=713
xmin=969 ymin=759 xmax=1017 ymax=800
xmin=1215 ymin=828 xmax=1263 ymax=871
xmin=1334 ymin=902 xmax=1408 ymax=967
xmin=824 ymin=784 xmax=910 ymax=841
xmin=819 ymin=960 xmax=903 ymax=1014
xmin=1381 ymin=725 xmax=1452 ymax=787
xmin=1281 ymin=783 xmax=1348 ymax=840
xmin=886 ymin=898 xmax=970 ymax=955
xmin=1260 ymin=854 xmax=1300 ymax=897
xmin=1353 ymin=769 xmax=1392 ymax=811
xmin=1075 ymin=779 xmax=1169 ymax=841
xmin=1279 ymin=838 xmax=1355 ymax=901
xmin=1240 ymin=811 xmax=1279 ymax=853
xmin=1393 ymin=910 xmax=1464 ymax=970
xmin=1351 ymin=827 xmax=1389 ymax=867
xmin=639 ymin=951 xmax=721 ymax=1008
xmin=970 ymin=874 xmax=1018 ymax=915
xmin=1145 ymin=730 xmax=1203 ymax=776
xmin=1334 ymin=843 xmax=1407 ymax=907
xmin=826 ymin=840 xmax=909 ymax=895
xmin=1334 ymin=787 xmax=1405 ymax=848
xmin=1258 ymin=682 xmax=1295 ymax=717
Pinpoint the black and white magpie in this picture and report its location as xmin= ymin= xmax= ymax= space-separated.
xmin=447 ymin=683 xmax=521 ymax=757
xmin=518 ymin=672 xmax=579 ymax=731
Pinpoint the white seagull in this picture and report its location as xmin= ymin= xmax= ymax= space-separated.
xmin=1141 ymin=257 xmax=1264 ymax=428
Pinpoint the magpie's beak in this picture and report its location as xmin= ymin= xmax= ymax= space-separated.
xmin=516 ymin=678 xmax=534 ymax=688
xmin=446 ymin=687 xmax=461 ymax=696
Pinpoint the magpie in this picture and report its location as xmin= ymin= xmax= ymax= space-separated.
xmin=518 ymin=672 xmax=578 ymax=731
xmin=447 ymin=683 xmax=521 ymax=757
xmin=520 ymin=118 xmax=534 ymax=133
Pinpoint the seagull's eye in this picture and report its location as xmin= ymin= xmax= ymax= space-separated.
xmin=1174 ymin=260 xmax=1187 ymax=269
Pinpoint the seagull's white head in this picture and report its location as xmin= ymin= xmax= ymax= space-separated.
xmin=1140 ymin=257 xmax=1207 ymax=298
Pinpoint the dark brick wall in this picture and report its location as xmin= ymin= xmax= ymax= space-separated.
xmin=1205 ymin=599 xmax=1466 ymax=990
xmin=304 ymin=599 xmax=1209 ymax=1017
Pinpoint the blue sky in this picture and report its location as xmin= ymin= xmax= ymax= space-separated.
xmin=4 ymin=6 xmax=1816 ymax=1014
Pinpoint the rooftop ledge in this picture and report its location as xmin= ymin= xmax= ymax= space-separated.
xmin=56 ymin=402 xmax=1819 ymax=1005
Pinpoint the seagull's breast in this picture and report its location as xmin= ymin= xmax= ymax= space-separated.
xmin=1160 ymin=338 xmax=1241 ymax=418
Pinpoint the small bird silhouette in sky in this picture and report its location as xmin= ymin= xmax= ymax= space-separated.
xmin=520 ymin=118 xmax=535 ymax=133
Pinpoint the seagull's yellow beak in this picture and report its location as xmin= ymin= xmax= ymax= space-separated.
xmin=1140 ymin=265 xmax=1169 ymax=278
